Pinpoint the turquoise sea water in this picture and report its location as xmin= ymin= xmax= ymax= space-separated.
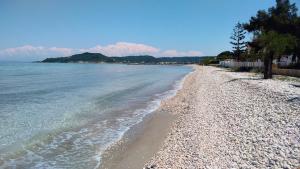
xmin=0 ymin=62 xmax=192 ymax=168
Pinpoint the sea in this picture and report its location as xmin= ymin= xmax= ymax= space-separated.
xmin=0 ymin=62 xmax=192 ymax=169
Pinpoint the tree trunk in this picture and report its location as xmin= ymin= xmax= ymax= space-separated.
xmin=264 ymin=53 xmax=273 ymax=79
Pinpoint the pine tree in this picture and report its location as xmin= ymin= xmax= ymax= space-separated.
xmin=230 ymin=22 xmax=246 ymax=61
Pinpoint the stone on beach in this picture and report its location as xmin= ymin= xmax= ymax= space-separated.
xmin=145 ymin=66 xmax=300 ymax=169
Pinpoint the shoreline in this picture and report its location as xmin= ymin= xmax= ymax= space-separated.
xmin=99 ymin=65 xmax=197 ymax=169
xmin=99 ymin=107 xmax=176 ymax=169
xmin=100 ymin=65 xmax=300 ymax=169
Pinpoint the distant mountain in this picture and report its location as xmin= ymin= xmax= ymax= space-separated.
xmin=42 ymin=52 xmax=114 ymax=63
xmin=41 ymin=52 xmax=214 ymax=64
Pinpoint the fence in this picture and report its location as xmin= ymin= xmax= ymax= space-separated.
xmin=219 ymin=60 xmax=263 ymax=68
xmin=219 ymin=60 xmax=300 ymax=77
xmin=273 ymin=66 xmax=300 ymax=77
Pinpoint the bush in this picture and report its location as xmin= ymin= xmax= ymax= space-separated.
xmin=231 ymin=67 xmax=263 ymax=72
xmin=250 ymin=68 xmax=263 ymax=73
xmin=202 ymin=58 xmax=219 ymax=65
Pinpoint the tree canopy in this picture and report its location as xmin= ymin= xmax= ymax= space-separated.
xmin=243 ymin=0 xmax=299 ymax=78
xmin=216 ymin=51 xmax=234 ymax=61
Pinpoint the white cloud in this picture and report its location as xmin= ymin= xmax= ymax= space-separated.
xmin=0 ymin=45 xmax=75 ymax=61
xmin=81 ymin=42 xmax=160 ymax=56
xmin=0 ymin=45 xmax=44 ymax=55
xmin=162 ymin=50 xmax=203 ymax=57
xmin=0 ymin=45 xmax=74 ymax=55
xmin=0 ymin=42 xmax=203 ymax=61
xmin=49 ymin=47 xmax=74 ymax=55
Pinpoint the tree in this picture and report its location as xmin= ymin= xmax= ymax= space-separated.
xmin=293 ymin=15 xmax=300 ymax=63
xmin=257 ymin=31 xmax=297 ymax=78
xmin=216 ymin=51 xmax=234 ymax=61
xmin=230 ymin=22 xmax=247 ymax=61
xmin=244 ymin=0 xmax=299 ymax=79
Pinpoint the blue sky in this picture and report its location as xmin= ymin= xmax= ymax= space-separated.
xmin=0 ymin=0 xmax=299 ymax=61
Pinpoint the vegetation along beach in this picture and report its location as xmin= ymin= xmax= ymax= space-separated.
xmin=0 ymin=0 xmax=300 ymax=168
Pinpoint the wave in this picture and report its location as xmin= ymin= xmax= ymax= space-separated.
xmin=93 ymin=67 xmax=194 ymax=168
xmin=0 ymin=64 xmax=193 ymax=169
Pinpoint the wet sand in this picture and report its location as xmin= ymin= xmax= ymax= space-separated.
xmin=99 ymin=110 xmax=175 ymax=169
xmin=99 ymin=65 xmax=195 ymax=169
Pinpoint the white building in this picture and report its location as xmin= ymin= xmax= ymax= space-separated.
xmin=275 ymin=55 xmax=299 ymax=67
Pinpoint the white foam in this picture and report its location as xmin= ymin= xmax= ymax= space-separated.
xmin=93 ymin=67 xmax=194 ymax=168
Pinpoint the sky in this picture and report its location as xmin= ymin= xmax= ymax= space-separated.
xmin=0 ymin=0 xmax=299 ymax=61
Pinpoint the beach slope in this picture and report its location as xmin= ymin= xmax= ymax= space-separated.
xmin=145 ymin=66 xmax=300 ymax=168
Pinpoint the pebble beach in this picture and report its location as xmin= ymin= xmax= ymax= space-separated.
xmin=145 ymin=65 xmax=300 ymax=169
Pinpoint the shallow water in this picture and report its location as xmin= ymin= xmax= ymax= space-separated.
xmin=0 ymin=62 xmax=192 ymax=168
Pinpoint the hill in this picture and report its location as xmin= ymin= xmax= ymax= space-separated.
xmin=41 ymin=52 xmax=214 ymax=64
xmin=42 ymin=52 xmax=114 ymax=63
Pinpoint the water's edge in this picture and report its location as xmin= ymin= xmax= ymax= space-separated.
xmin=98 ymin=65 xmax=195 ymax=169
